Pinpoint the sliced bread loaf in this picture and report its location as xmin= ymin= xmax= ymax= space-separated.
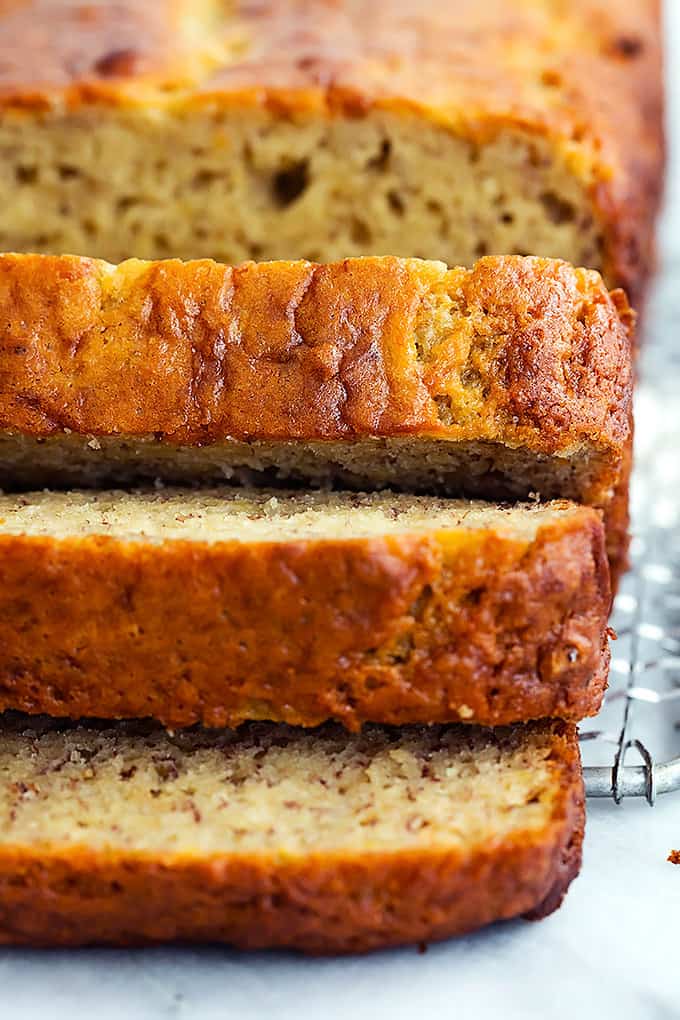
xmin=0 ymin=253 xmax=634 ymax=579
xmin=0 ymin=715 xmax=583 ymax=952
xmin=0 ymin=487 xmax=610 ymax=729
xmin=0 ymin=0 xmax=662 ymax=306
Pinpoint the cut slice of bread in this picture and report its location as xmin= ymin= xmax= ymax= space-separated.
xmin=0 ymin=253 xmax=634 ymax=580
xmin=0 ymin=715 xmax=584 ymax=952
xmin=0 ymin=487 xmax=610 ymax=729
xmin=0 ymin=0 xmax=662 ymax=306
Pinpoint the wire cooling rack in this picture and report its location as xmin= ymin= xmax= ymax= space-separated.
xmin=581 ymin=265 xmax=680 ymax=804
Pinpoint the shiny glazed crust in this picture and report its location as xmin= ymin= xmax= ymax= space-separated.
xmin=0 ymin=253 xmax=634 ymax=579
xmin=0 ymin=722 xmax=584 ymax=952
xmin=0 ymin=0 xmax=663 ymax=305
xmin=0 ymin=504 xmax=611 ymax=729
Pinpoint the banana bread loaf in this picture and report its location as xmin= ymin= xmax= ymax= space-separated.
xmin=0 ymin=715 xmax=584 ymax=952
xmin=0 ymin=253 xmax=634 ymax=580
xmin=0 ymin=488 xmax=610 ymax=730
xmin=0 ymin=0 xmax=663 ymax=306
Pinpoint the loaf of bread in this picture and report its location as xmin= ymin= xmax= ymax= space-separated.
xmin=0 ymin=715 xmax=583 ymax=952
xmin=0 ymin=253 xmax=634 ymax=580
xmin=0 ymin=1 xmax=662 ymax=306
xmin=0 ymin=488 xmax=610 ymax=730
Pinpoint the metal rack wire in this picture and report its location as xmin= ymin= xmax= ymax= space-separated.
xmin=582 ymin=547 xmax=680 ymax=803
xmin=581 ymin=266 xmax=680 ymax=803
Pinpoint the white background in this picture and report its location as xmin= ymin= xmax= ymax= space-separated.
xmin=1 ymin=6 xmax=679 ymax=1018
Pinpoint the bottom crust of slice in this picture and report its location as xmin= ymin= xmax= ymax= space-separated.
xmin=0 ymin=718 xmax=584 ymax=953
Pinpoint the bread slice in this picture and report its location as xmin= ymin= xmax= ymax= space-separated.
xmin=0 ymin=487 xmax=610 ymax=729
xmin=0 ymin=1 xmax=662 ymax=305
xmin=0 ymin=253 xmax=634 ymax=580
xmin=0 ymin=715 xmax=584 ymax=952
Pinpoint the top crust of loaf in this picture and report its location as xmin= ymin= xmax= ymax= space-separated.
xmin=0 ymin=252 xmax=633 ymax=457
xmin=0 ymin=0 xmax=663 ymax=301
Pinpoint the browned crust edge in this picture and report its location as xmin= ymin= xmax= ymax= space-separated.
xmin=0 ymin=722 xmax=584 ymax=952
xmin=0 ymin=509 xmax=610 ymax=729
xmin=0 ymin=254 xmax=633 ymax=457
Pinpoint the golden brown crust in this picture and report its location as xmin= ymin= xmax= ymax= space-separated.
xmin=0 ymin=504 xmax=610 ymax=729
xmin=0 ymin=252 xmax=634 ymax=585
xmin=0 ymin=1 xmax=663 ymax=304
xmin=0 ymin=253 xmax=632 ymax=451
xmin=0 ymin=721 xmax=584 ymax=952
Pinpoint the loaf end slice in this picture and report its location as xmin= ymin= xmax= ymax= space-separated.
xmin=0 ymin=488 xmax=611 ymax=729
xmin=0 ymin=716 xmax=584 ymax=953
xmin=0 ymin=0 xmax=663 ymax=305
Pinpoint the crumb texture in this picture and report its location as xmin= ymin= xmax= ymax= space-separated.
xmin=0 ymin=488 xmax=580 ymax=543
xmin=0 ymin=718 xmax=566 ymax=855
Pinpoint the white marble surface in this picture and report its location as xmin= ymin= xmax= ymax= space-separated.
xmin=2 ymin=7 xmax=680 ymax=1019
